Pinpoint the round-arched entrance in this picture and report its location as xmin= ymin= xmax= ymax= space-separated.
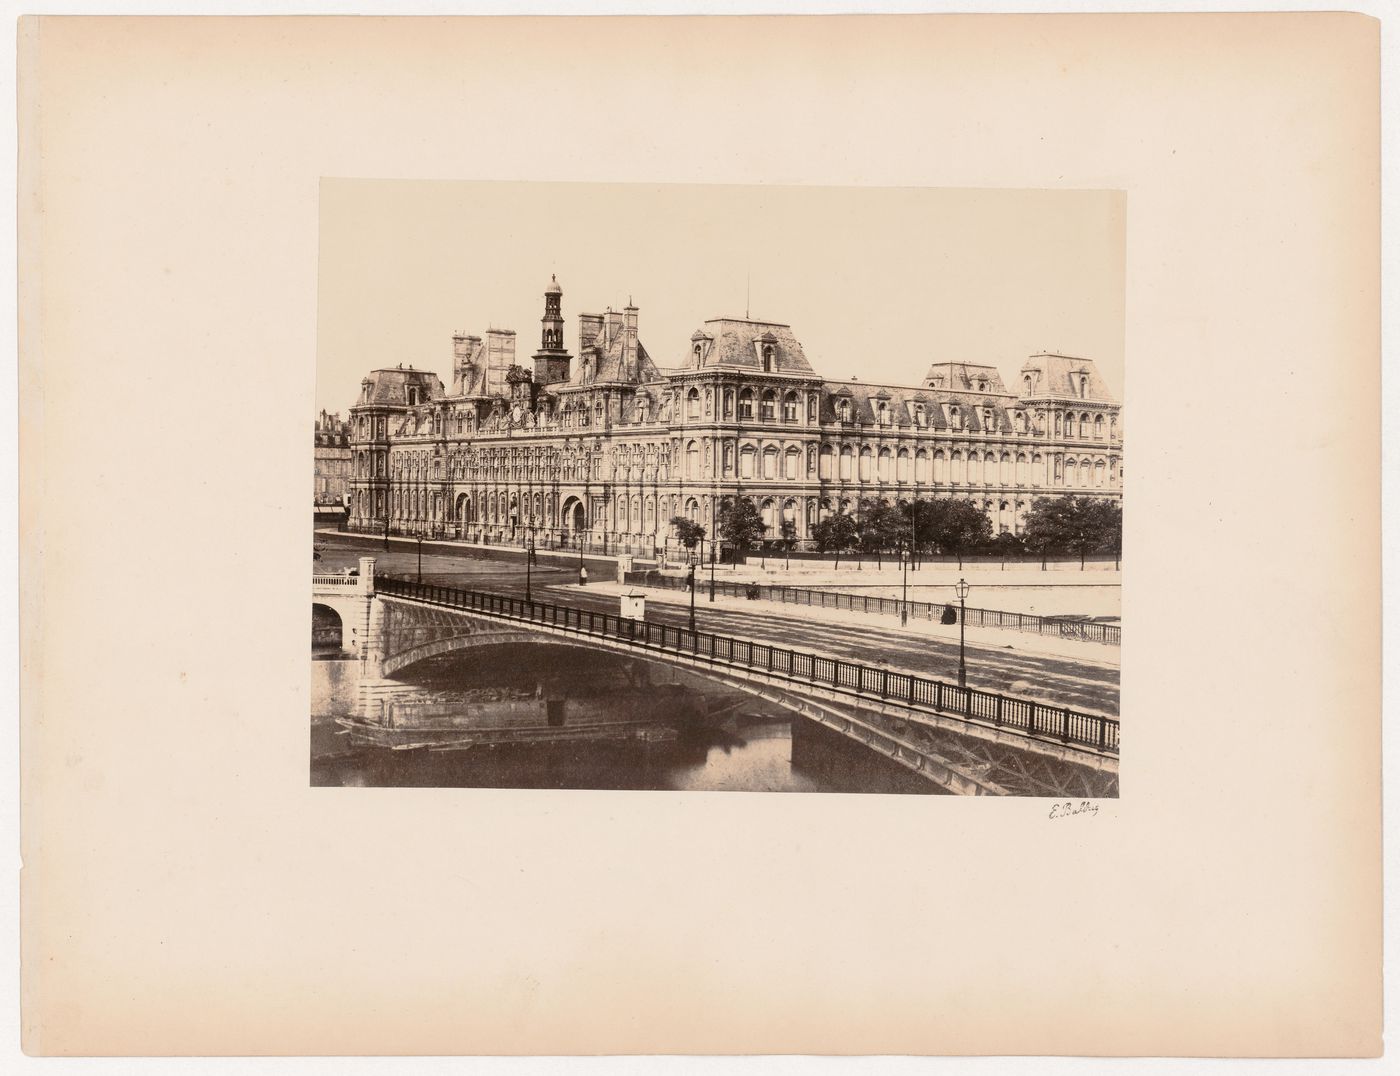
xmin=561 ymin=496 xmax=586 ymax=533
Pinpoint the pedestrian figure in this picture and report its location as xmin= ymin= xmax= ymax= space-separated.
xmin=579 ymin=565 xmax=589 ymax=587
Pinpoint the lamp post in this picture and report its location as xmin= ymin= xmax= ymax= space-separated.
xmin=709 ymin=498 xmax=718 ymax=601
xmin=687 ymin=562 xmax=697 ymax=634
xmin=955 ymin=576 xmax=969 ymax=688
xmin=901 ymin=536 xmax=910 ymax=627
xmin=525 ymin=536 xmax=534 ymax=605
xmin=416 ymin=525 xmax=425 ymax=584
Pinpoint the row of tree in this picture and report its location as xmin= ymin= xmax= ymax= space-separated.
xmin=670 ymin=494 xmax=1122 ymax=565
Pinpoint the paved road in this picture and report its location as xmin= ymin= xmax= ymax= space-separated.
xmin=315 ymin=536 xmax=1120 ymax=717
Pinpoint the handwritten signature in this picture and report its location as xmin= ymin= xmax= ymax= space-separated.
xmin=1048 ymin=800 xmax=1100 ymax=819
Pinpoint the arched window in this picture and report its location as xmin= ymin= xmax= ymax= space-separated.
xmin=1054 ymin=412 xmax=1062 ymax=436
xmin=784 ymin=447 xmax=800 ymax=480
xmin=896 ymin=448 xmax=910 ymax=483
xmin=858 ymin=446 xmax=873 ymax=482
xmin=950 ymin=406 xmax=962 ymax=431
xmin=407 ymin=386 xmax=420 ymax=406
xmin=807 ymin=396 xmax=818 ymax=422
xmin=839 ymin=445 xmax=853 ymax=480
xmin=876 ymin=401 xmax=891 ymax=426
xmin=685 ymin=440 xmax=700 ymax=478
xmin=782 ymin=392 xmax=799 ymax=422
xmin=1000 ymin=453 xmax=1013 ymax=484
xmin=693 ymin=344 xmax=703 ymax=365
xmin=976 ymin=379 xmax=988 ymax=392
xmin=877 ymin=447 xmax=892 ymax=482
xmin=762 ymin=345 xmax=775 ymax=372
xmin=723 ymin=390 xmax=734 ymax=418
xmin=819 ymin=444 xmax=834 ymax=480
xmin=1016 ymin=453 xmax=1028 ymax=484
xmin=760 ymin=390 xmax=777 ymax=422
xmin=738 ymin=389 xmax=754 ymax=421
xmin=913 ymin=404 xmax=926 ymax=427
xmin=761 ymin=498 xmax=776 ymax=534
xmin=915 ymin=449 xmax=929 ymax=483
xmin=1023 ymin=374 xmax=1033 ymax=395
xmin=837 ymin=399 xmax=852 ymax=422
xmin=933 ymin=450 xmax=947 ymax=483
xmin=952 ymin=451 xmax=966 ymax=484
xmin=686 ymin=388 xmax=700 ymax=420
xmin=739 ymin=445 xmax=756 ymax=479
xmin=1079 ymin=374 xmax=1089 ymax=399
xmin=1094 ymin=414 xmax=1105 ymax=440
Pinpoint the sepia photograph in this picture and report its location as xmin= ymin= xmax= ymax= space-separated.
xmin=310 ymin=180 xmax=1125 ymax=797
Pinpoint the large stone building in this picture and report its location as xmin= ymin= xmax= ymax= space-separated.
xmin=313 ymin=410 xmax=352 ymax=507
xmin=345 ymin=276 xmax=1123 ymax=553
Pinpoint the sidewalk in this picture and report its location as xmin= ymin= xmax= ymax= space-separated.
xmin=315 ymin=528 xmax=644 ymax=571
xmin=562 ymin=580 xmax=1121 ymax=670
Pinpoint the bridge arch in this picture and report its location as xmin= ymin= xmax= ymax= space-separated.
xmin=312 ymin=602 xmax=348 ymax=652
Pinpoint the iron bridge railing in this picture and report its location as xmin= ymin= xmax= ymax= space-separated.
xmin=375 ymin=575 xmax=1119 ymax=757
xmin=625 ymin=571 xmax=1120 ymax=646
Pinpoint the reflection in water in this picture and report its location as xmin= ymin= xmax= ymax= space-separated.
xmin=311 ymin=644 xmax=938 ymax=795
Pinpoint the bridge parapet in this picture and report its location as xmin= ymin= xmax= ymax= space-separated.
xmin=368 ymin=574 xmax=1119 ymax=797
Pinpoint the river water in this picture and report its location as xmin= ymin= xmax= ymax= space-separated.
xmin=310 ymin=644 xmax=937 ymax=795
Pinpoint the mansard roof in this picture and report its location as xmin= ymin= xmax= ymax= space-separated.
xmin=689 ymin=318 xmax=816 ymax=375
xmin=820 ymin=379 xmax=1032 ymax=432
xmin=921 ymin=361 xmax=1010 ymax=394
xmin=1018 ymin=353 xmax=1118 ymax=404
xmin=360 ymin=367 xmax=445 ymax=406
xmin=566 ymin=325 xmax=661 ymax=389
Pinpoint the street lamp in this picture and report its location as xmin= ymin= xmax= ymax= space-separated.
xmin=901 ymin=536 xmax=910 ymax=627
xmin=525 ymin=536 xmax=534 ymax=605
xmin=687 ymin=562 xmax=697 ymax=634
xmin=955 ymin=576 xmax=970 ymax=688
xmin=416 ymin=524 xmax=425 ymax=583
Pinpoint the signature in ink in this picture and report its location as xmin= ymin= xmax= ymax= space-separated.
xmin=1048 ymin=799 xmax=1100 ymax=819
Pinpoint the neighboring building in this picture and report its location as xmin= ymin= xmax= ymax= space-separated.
xmin=314 ymin=410 xmax=352 ymax=508
xmin=345 ymin=275 xmax=1123 ymax=551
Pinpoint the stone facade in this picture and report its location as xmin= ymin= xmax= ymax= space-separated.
xmin=345 ymin=277 xmax=1123 ymax=551
xmin=314 ymin=410 xmax=352 ymax=507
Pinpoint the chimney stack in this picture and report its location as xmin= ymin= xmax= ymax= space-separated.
xmin=483 ymin=328 xmax=516 ymax=397
xmin=578 ymin=313 xmax=604 ymax=353
xmin=622 ymin=302 xmax=639 ymax=377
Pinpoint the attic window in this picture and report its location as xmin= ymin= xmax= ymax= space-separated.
xmin=836 ymin=399 xmax=852 ymax=422
xmin=950 ymin=405 xmax=962 ymax=431
xmin=876 ymin=401 xmax=891 ymax=426
xmin=693 ymin=344 xmax=702 ymax=365
xmin=762 ymin=345 xmax=775 ymax=372
xmin=976 ymin=379 xmax=988 ymax=393
xmin=1079 ymin=375 xmax=1089 ymax=399
xmin=407 ymin=386 xmax=420 ymax=406
xmin=913 ymin=404 xmax=926 ymax=427
xmin=1023 ymin=374 xmax=1033 ymax=395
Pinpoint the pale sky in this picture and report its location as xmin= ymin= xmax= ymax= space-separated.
xmin=317 ymin=180 xmax=1124 ymax=415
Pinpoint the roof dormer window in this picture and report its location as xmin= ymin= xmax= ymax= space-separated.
xmin=913 ymin=403 xmax=926 ymax=427
xmin=1079 ymin=373 xmax=1089 ymax=399
xmin=761 ymin=345 xmax=774 ymax=372
xmin=976 ymin=379 xmax=988 ymax=393
xmin=836 ymin=398 xmax=852 ymax=423
xmin=407 ymin=386 xmax=420 ymax=406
